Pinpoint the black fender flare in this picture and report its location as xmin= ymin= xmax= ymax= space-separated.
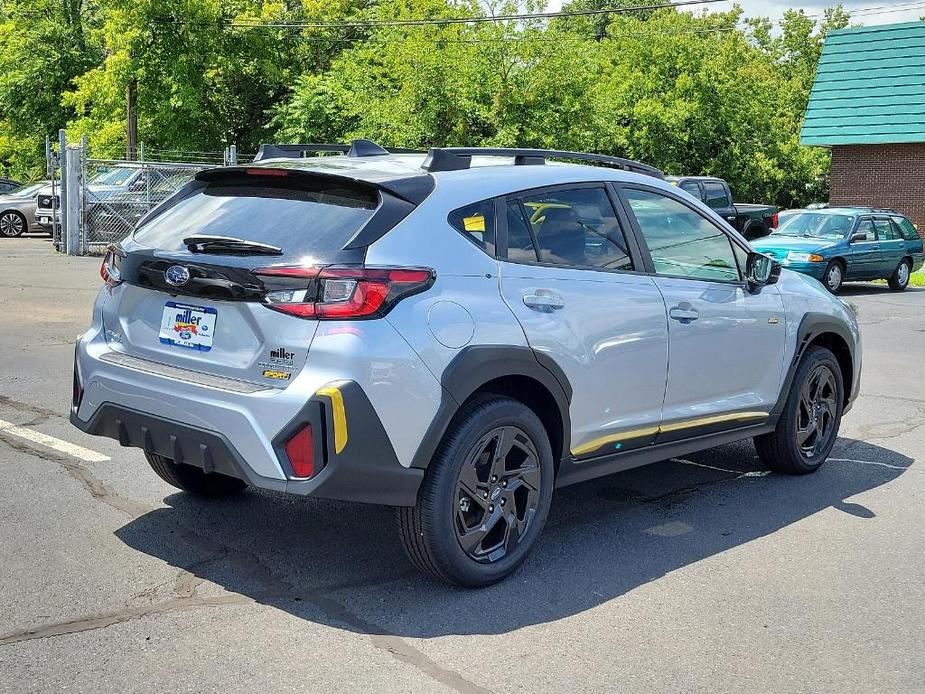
xmin=772 ymin=312 xmax=857 ymax=416
xmin=410 ymin=345 xmax=572 ymax=469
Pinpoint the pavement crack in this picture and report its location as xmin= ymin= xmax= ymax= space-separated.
xmin=0 ymin=432 xmax=153 ymax=518
xmin=0 ymin=595 xmax=253 ymax=646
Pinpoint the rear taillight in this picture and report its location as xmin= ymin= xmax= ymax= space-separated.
xmin=770 ymin=212 xmax=779 ymax=228
xmin=254 ymin=266 xmax=435 ymax=320
xmin=285 ymin=424 xmax=315 ymax=478
xmin=100 ymin=244 xmax=124 ymax=287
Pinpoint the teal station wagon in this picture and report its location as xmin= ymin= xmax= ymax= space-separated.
xmin=753 ymin=208 xmax=924 ymax=293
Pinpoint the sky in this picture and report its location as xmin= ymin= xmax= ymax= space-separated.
xmin=543 ymin=0 xmax=925 ymax=26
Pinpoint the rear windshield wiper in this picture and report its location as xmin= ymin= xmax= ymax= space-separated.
xmin=183 ymin=235 xmax=283 ymax=256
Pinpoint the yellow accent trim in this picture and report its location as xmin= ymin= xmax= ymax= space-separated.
xmin=571 ymin=425 xmax=660 ymax=457
xmin=316 ymin=385 xmax=348 ymax=454
xmin=570 ymin=411 xmax=768 ymax=457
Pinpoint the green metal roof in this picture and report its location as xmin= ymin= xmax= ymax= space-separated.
xmin=801 ymin=21 xmax=925 ymax=146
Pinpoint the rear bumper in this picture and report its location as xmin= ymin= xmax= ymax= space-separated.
xmin=71 ymin=316 xmax=427 ymax=505
xmin=70 ymin=396 xmax=423 ymax=505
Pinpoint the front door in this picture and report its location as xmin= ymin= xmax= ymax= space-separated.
xmin=618 ymin=185 xmax=787 ymax=440
xmin=496 ymin=185 xmax=669 ymax=459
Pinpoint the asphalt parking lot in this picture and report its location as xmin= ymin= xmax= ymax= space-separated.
xmin=0 ymin=235 xmax=923 ymax=693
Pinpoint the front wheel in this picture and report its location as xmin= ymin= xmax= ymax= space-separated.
xmin=823 ymin=260 xmax=844 ymax=293
xmin=754 ymin=346 xmax=844 ymax=474
xmin=397 ymin=395 xmax=555 ymax=587
xmin=0 ymin=210 xmax=26 ymax=237
xmin=888 ymin=259 xmax=911 ymax=291
xmin=145 ymin=452 xmax=247 ymax=496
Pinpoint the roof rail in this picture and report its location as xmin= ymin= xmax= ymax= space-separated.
xmin=253 ymin=138 xmax=424 ymax=162
xmin=420 ymin=147 xmax=665 ymax=178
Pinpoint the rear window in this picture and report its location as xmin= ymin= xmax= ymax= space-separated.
xmin=892 ymin=215 xmax=920 ymax=241
xmin=134 ymin=178 xmax=379 ymax=256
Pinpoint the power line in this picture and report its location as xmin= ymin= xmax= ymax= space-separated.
xmin=152 ymin=0 xmax=728 ymax=30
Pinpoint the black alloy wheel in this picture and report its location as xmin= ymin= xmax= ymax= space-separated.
xmin=795 ymin=363 xmax=839 ymax=459
xmin=454 ymin=425 xmax=542 ymax=563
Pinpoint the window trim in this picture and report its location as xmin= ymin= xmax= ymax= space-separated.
xmin=872 ymin=215 xmax=898 ymax=242
xmin=496 ymin=182 xmax=647 ymax=275
xmin=614 ymin=182 xmax=749 ymax=286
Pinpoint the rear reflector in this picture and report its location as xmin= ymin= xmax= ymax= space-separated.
xmin=254 ymin=266 xmax=435 ymax=320
xmin=285 ymin=424 xmax=315 ymax=478
xmin=245 ymin=168 xmax=289 ymax=177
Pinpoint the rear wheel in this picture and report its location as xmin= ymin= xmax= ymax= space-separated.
xmin=397 ymin=395 xmax=554 ymax=587
xmin=754 ymin=346 xmax=843 ymax=474
xmin=823 ymin=260 xmax=844 ymax=293
xmin=0 ymin=210 xmax=26 ymax=237
xmin=144 ymin=452 xmax=247 ymax=496
xmin=888 ymin=259 xmax=911 ymax=291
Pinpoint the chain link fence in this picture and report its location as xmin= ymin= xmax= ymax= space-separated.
xmin=80 ymin=160 xmax=210 ymax=250
xmin=46 ymin=136 xmax=252 ymax=255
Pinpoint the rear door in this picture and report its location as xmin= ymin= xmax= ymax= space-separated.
xmin=847 ymin=217 xmax=882 ymax=278
xmin=102 ymin=170 xmax=380 ymax=386
xmin=617 ymin=184 xmax=786 ymax=437
xmin=497 ymin=184 xmax=669 ymax=459
xmin=701 ymin=180 xmax=738 ymax=228
xmin=874 ymin=215 xmax=906 ymax=276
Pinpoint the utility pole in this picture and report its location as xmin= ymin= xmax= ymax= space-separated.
xmin=126 ymin=77 xmax=138 ymax=160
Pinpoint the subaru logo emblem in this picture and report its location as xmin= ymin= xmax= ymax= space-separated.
xmin=165 ymin=265 xmax=190 ymax=287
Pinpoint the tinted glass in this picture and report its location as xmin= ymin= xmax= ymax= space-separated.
xmin=0 ymin=182 xmax=14 ymax=193
xmin=518 ymin=188 xmax=632 ymax=270
xmin=776 ymin=212 xmax=853 ymax=239
xmin=854 ymin=219 xmax=875 ymax=241
xmin=449 ymin=200 xmax=495 ymax=256
xmin=702 ymin=182 xmax=730 ymax=210
xmin=892 ymin=215 xmax=920 ymax=241
xmin=134 ymin=179 xmax=379 ymax=258
xmin=679 ymin=181 xmax=701 ymax=198
xmin=874 ymin=218 xmax=898 ymax=240
xmin=10 ymin=183 xmax=43 ymax=198
xmin=505 ymin=202 xmax=538 ymax=262
xmin=624 ymin=188 xmax=739 ymax=281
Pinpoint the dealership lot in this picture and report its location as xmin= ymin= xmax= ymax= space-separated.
xmin=0 ymin=236 xmax=923 ymax=693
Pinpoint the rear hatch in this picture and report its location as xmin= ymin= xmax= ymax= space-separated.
xmin=101 ymin=168 xmax=395 ymax=387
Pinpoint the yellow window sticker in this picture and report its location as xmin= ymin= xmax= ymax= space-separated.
xmin=463 ymin=214 xmax=486 ymax=233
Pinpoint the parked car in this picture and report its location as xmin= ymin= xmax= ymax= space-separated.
xmin=753 ymin=207 xmax=924 ymax=293
xmin=0 ymin=177 xmax=23 ymax=194
xmin=667 ymin=175 xmax=778 ymax=239
xmin=34 ymin=166 xmax=179 ymax=233
xmin=0 ymin=181 xmax=47 ymax=237
xmin=87 ymin=171 xmax=193 ymax=241
xmin=72 ymin=141 xmax=861 ymax=587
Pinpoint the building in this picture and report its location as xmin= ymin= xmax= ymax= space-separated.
xmin=801 ymin=21 xmax=925 ymax=229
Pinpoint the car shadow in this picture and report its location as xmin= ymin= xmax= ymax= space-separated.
xmin=115 ymin=437 xmax=911 ymax=637
xmin=839 ymin=283 xmax=925 ymax=295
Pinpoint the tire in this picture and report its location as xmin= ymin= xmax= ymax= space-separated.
xmin=0 ymin=210 xmax=26 ymax=237
xmin=754 ymin=346 xmax=844 ymax=474
xmin=397 ymin=395 xmax=555 ymax=587
xmin=823 ymin=260 xmax=844 ymax=293
xmin=144 ymin=452 xmax=247 ymax=496
xmin=887 ymin=258 xmax=911 ymax=291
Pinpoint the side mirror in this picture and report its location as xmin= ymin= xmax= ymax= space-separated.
xmin=745 ymin=251 xmax=781 ymax=291
xmin=849 ymin=232 xmax=867 ymax=243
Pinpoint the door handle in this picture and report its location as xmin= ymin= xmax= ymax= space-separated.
xmin=668 ymin=303 xmax=699 ymax=323
xmin=523 ymin=292 xmax=565 ymax=312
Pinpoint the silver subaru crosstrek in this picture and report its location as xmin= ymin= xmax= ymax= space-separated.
xmin=72 ymin=140 xmax=861 ymax=586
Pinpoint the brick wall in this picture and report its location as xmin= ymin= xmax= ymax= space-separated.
xmin=829 ymin=143 xmax=925 ymax=232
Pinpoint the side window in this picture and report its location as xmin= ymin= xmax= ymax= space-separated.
xmin=679 ymin=181 xmax=702 ymax=199
xmin=505 ymin=202 xmax=539 ymax=263
xmin=623 ymin=188 xmax=740 ymax=282
xmin=892 ymin=215 xmax=920 ymax=241
xmin=855 ymin=219 xmax=875 ymax=241
xmin=874 ymin=218 xmax=896 ymax=240
xmin=448 ymin=200 xmax=496 ymax=256
xmin=517 ymin=187 xmax=633 ymax=270
xmin=702 ymin=182 xmax=731 ymax=210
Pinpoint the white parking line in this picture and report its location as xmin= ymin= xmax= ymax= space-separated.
xmin=0 ymin=419 xmax=110 ymax=462
xmin=828 ymin=457 xmax=909 ymax=471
